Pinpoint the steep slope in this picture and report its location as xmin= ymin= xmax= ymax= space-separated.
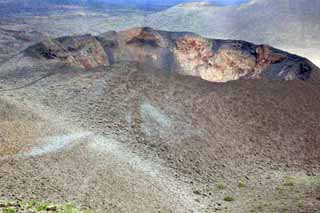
xmin=0 ymin=91 xmax=199 ymax=213
xmin=1 ymin=2 xmax=320 ymax=212
xmin=1 ymin=59 xmax=319 ymax=212
xmin=23 ymin=27 xmax=319 ymax=82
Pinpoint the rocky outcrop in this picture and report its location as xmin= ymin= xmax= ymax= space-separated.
xmin=25 ymin=27 xmax=319 ymax=82
xmin=25 ymin=35 xmax=108 ymax=69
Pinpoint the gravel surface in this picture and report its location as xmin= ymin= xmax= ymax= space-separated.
xmin=0 ymin=61 xmax=320 ymax=212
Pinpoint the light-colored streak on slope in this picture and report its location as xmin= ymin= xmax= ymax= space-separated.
xmin=24 ymin=132 xmax=92 ymax=157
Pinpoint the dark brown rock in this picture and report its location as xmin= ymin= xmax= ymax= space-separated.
xmin=25 ymin=34 xmax=108 ymax=69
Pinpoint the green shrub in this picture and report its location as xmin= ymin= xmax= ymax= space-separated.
xmin=2 ymin=208 xmax=16 ymax=213
xmin=1 ymin=200 xmax=96 ymax=213
xmin=223 ymin=196 xmax=235 ymax=202
xmin=238 ymin=181 xmax=246 ymax=188
xmin=283 ymin=176 xmax=295 ymax=186
xmin=283 ymin=181 xmax=294 ymax=186
xmin=216 ymin=182 xmax=226 ymax=190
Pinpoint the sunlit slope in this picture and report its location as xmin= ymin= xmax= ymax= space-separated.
xmin=146 ymin=0 xmax=320 ymax=66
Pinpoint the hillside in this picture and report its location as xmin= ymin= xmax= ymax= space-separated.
xmin=147 ymin=0 xmax=320 ymax=47
xmin=1 ymin=0 xmax=319 ymax=67
xmin=0 ymin=28 xmax=320 ymax=212
xmin=1 ymin=61 xmax=320 ymax=213
xmin=0 ymin=2 xmax=320 ymax=212
xmin=145 ymin=0 xmax=320 ymax=66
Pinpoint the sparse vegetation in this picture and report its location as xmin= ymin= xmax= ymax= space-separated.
xmin=238 ymin=181 xmax=246 ymax=188
xmin=283 ymin=181 xmax=294 ymax=187
xmin=1 ymin=6 xmax=320 ymax=212
xmin=2 ymin=208 xmax=16 ymax=213
xmin=257 ymin=205 xmax=263 ymax=211
xmin=216 ymin=182 xmax=226 ymax=190
xmin=275 ymin=186 xmax=284 ymax=194
xmin=0 ymin=200 xmax=96 ymax=213
xmin=297 ymin=201 xmax=304 ymax=208
xmin=223 ymin=196 xmax=235 ymax=202
xmin=283 ymin=176 xmax=295 ymax=187
xmin=192 ymin=189 xmax=201 ymax=195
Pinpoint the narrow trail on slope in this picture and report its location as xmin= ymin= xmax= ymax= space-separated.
xmin=1 ymin=94 xmax=202 ymax=212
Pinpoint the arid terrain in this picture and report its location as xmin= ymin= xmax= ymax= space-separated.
xmin=1 ymin=0 xmax=320 ymax=212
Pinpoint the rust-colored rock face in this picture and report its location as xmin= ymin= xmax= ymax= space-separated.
xmin=113 ymin=27 xmax=172 ymax=71
xmin=26 ymin=27 xmax=319 ymax=82
xmin=174 ymin=36 xmax=214 ymax=76
xmin=199 ymin=47 xmax=258 ymax=82
xmin=118 ymin=28 xmax=162 ymax=63
xmin=256 ymin=45 xmax=286 ymax=66
xmin=125 ymin=29 xmax=161 ymax=48
xmin=173 ymin=37 xmax=259 ymax=82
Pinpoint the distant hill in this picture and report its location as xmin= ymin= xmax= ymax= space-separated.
xmin=146 ymin=0 xmax=320 ymax=47
xmin=0 ymin=0 xmax=248 ymax=13
xmin=145 ymin=0 xmax=320 ymax=65
xmin=1 ymin=0 xmax=319 ymax=65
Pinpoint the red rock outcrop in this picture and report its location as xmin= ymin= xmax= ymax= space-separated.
xmin=174 ymin=36 xmax=214 ymax=75
xmin=256 ymin=45 xmax=286 ymax=66
xmin=26 ymin=27 xmax=319 ymax=82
